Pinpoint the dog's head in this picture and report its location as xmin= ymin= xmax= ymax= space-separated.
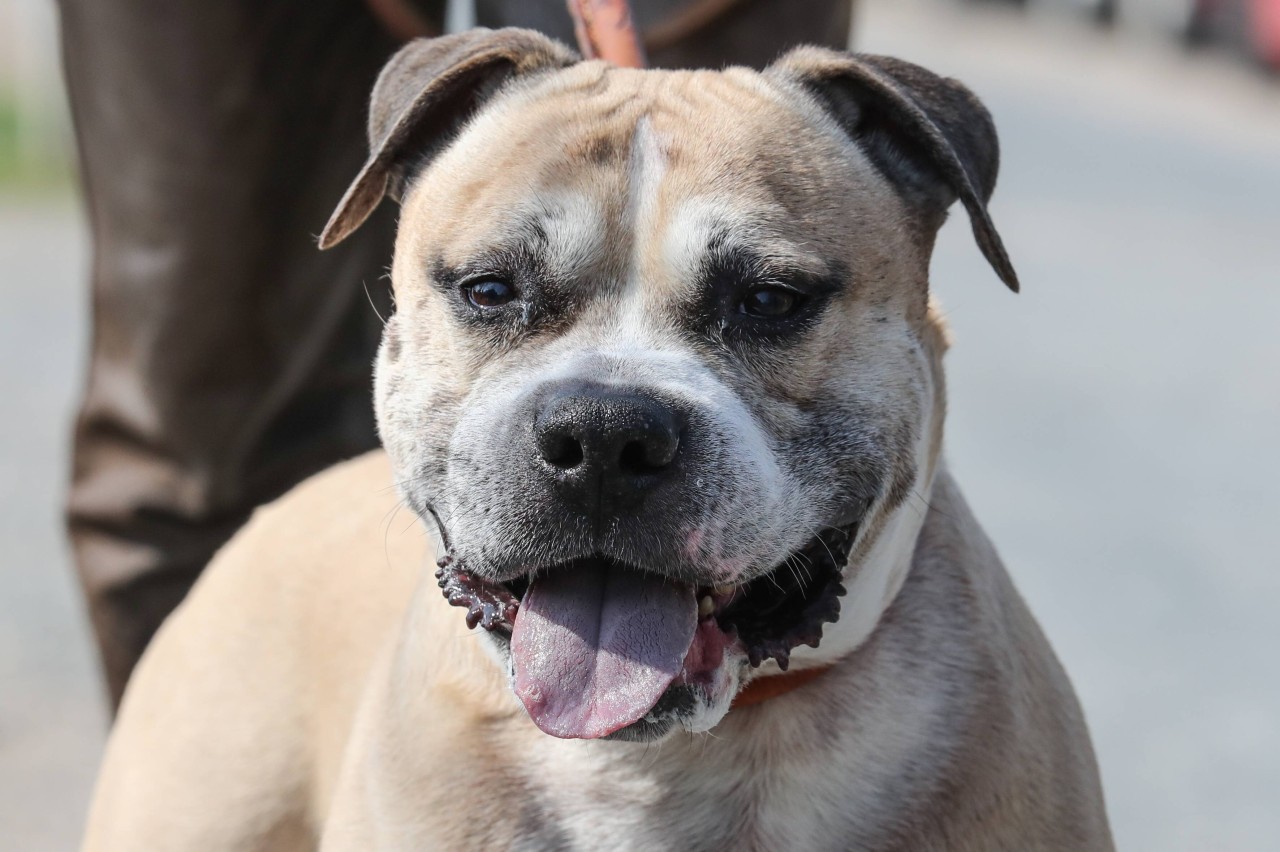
xmin=322 ymin=29 xmax=1016 ymax=742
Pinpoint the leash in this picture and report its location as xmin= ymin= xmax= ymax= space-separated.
xmin=364 ymin=0 xmax=440 ymax=41
xmin=365 ymin=0 xmax=754 ymax=61
xmin=566 ymin=0 xmax=648 ymax=67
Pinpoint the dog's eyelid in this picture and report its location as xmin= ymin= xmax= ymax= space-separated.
xmin=435 ymin=243 xmax=544 ymax=290
xmin=714 ymin=265 xmax=839 ymax=302
xmin=701 ymin=240 xmax=835 ymax=295
xmin=457 ymin=271 xmax=517 ymax=289
xmin=744 ymin=276 xmax=806 ymax=296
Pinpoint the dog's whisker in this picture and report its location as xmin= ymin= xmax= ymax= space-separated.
xmin=800 ymin=520 xmax=840 ymax=568
xmin=909 ymin=486 xmax=963 ymax=525
xmin=379 ymin=499 xmax=411 ymax=572
xmin=363 ymin=279 xmax=389 ymax=326
xmin=398 ymin=512 xmax=420 ymax=536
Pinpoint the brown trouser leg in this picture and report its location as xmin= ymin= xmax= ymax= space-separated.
xmin=59 ymin=0 xmax=418 ymax=708
xmin=61 ymin=0 xmax=852 ymax=711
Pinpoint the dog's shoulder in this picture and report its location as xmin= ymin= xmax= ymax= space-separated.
xmin=222 ymin=449 xmax=422 ymax=576
xmin=159 ymin=450 xmax=426 ymax=684
xmin=888 ymin=469 xmax=1114 ymax=850
xmin=84 ymin=451 xmax=429 ymax=851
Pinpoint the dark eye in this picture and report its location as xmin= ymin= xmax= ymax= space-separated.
xmin=739 ymin=286 xmax=800 ymax=319
xmin=462 ymin=278 xmax=517 ymax=309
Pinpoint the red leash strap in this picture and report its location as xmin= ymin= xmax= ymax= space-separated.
xmin=364 ymin=0 xmax=438 ymax=40
xmin=566 ymin=0 xmax=648 ymax=67
xmin=365 ymin=0 xmax=718 ymax=70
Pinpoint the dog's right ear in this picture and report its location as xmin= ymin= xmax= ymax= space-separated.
xmin=320 ymin=28 xmax=576 ymax=249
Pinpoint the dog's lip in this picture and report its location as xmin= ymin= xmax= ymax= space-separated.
xmin=435 ymin=523 xmax=856 ymax=672
xmin=435 ymin=555 xmax=735 ymax=633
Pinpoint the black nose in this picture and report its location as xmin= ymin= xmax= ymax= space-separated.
xmin=534 ymin=384 xmax=683 ymax=515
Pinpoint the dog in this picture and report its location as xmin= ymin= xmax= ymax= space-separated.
xmin=82 ymin=28 xmax=1113 ymax=851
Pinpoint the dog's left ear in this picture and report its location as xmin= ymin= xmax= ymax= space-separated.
xmin=768 ymin=48 xmax=1019 ymax=292
xmin=320 ymin=28 xmax=577 ymax=249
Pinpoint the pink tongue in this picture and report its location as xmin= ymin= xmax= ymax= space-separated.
xmin=511 ymin=562 xmax=697 ymax=739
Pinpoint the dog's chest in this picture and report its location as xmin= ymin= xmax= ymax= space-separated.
xmin=503 ymin=735 xmax=866 ymax=852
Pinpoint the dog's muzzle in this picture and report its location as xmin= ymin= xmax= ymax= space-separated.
xmin=433 ymin=380 xmax=859 ymax=740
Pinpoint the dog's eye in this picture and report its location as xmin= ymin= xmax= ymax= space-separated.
xmin=739 ymin=286 xmax=800 ymax=319
xmin=462 ymin=279 xmax=517 ymax=309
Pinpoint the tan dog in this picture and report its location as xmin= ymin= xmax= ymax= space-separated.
xmin=83 ymin=29 xmax=1113 ymax=850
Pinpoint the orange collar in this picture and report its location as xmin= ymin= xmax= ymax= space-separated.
xmin=731 ymin=665 xmax=833 ymax=709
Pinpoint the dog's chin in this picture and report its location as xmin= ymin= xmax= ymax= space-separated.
xmin=436 ymin=525 xmax=858 ymax=741
xmin=601 ymin=684 xmax=704 ymax=742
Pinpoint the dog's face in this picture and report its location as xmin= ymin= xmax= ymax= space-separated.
xmin=322 ymin=30 xmax=1016 ymax=742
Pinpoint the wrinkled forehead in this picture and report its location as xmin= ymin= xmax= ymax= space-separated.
xmin=399 ymin=62 xmax=905 ymax=285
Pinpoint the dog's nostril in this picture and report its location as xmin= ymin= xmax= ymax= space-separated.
xmin=619 ymin=440 xmax=650 ymax=475
xmin=545 ymin=435 xmax=585 ymax=469
xmin=618 ymin=436 xmax=677 ymax=475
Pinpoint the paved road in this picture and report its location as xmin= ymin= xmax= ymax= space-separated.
xmin=2 ymin=1 xmax=1278 ymax=848
xmin=0 ymin=199 xmax=102 ymax=849
xmin=862 ymin=2 xmax=1280 ymax=849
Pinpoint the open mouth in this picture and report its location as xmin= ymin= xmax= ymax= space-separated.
xmin=435 ymin=525 xmax=856 ymax=738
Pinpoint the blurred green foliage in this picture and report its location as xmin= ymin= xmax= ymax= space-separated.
xmin=0 ymin=87 xmax=74 ymax=194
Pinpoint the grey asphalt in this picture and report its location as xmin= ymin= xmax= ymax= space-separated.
xmin=2 ymin=1 xmax=1278 ymax=848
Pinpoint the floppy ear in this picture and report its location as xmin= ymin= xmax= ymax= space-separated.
xmin=319 ymin=28 xmax=576 ymax=249
xmin=767 ymin=48 xmax=1019 ymax=292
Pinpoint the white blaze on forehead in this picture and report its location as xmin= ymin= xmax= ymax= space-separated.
xmin=610 ymin=114 xmax=672 ymax=351
xmin=626 ymin=114 xmax=668 ymax=239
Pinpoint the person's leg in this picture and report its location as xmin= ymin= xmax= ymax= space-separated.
xmin=59 ymin=0 xmax=419 ymax=708
xmin=473 ymin=0 xmax=855 ymax=68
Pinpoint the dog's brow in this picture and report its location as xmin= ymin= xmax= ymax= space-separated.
xmin=431 ymin=216 xmax=551 ymax=288
xmin=702 ymin=229 xmax=837 ymax=286
xmin=432 ymin=195 xmax=610 ymax=290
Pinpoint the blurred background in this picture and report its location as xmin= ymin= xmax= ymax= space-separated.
xmin=1 ymin=0 xmax=1277 ymax=848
